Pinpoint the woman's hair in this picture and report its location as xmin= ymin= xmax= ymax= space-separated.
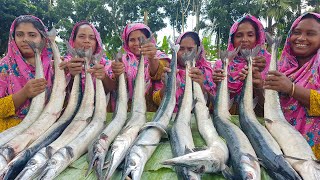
xmin=301 ymin=13 xmax=320 ymax=23
xmin=180 ymin=32 xmax=201 ymax=47
xmin=13 ymin=15 xmax=46 ymax=38
xmin=72 ymin=22 xmax=91 ymax=41
xmin=231 ymin=18 xmax=260 ymax=44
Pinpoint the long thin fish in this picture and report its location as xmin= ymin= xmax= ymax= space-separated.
xmin=0 ymin=30 xmax=67 ymax=174
xmin=12 ymin=41 xmax=85 ymax=180
xmin=121 ymin=39 xmax=178 ymax=180
xmin=166 ymin=50 xmax=200 ymax=180
xmin=1 ymin=29 xmax=83 ymax=180
xmin=105 ymin=37 xmax=147 ymax=180
xmin=86 ymin=51 xmax=128 ymax=180
xmin=0 ymin=41 xmax=46 ymax=146
xmin=38 ymin=52 xmax=110 ymax=179
xmin=239 ymin=46 xmax=301 ymax=180
xmin=163 ymin=51 xmax=228 ymax=174
xmin=212 ymin=48 xmax=261 ymax=180
xmin=264 ymin=33 xmax=320 ymax=180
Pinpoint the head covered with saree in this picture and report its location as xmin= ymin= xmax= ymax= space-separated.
xmin=213 ymin=14 xmax=271 ymax=98
xmin=0 ymin=15 xmax=53 ymax=118
xmin=278 ymin=12 xmax=320 ymax=147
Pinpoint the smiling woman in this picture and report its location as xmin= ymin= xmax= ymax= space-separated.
xmin=264 ymin=12 xmax=320 ymax=159
xmin=0 ymin=15 xmax=53 ymax=131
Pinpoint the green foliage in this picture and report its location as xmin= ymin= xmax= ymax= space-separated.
xmin=202 ymin=36 xmax=219 ymax=62
xmin=158 ymin=36 xmax=170 ymax=55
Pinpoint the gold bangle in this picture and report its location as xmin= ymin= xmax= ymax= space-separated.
xmin=290 ymin=82 xmax=295 ymax=96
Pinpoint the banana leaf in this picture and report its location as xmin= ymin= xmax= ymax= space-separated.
xmin=55 ymin=113 xmax=271 ymax=180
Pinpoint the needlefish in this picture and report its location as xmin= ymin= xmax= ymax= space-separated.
xmin=239 ymin=45 xmax=301 ymax=180
xmin=162 ymin=50 xmax=229 ymax=174
xmin=38 ymin=51 xmax=110 ymax=179
xmin=0 ymin=28 xmax=67 ymax=176
xmin=86 ymin=50 xmax=128 ymax=179
xmin=0 ymin=30 xmax=83 ymax=180
xmin=104 ymin=37 xmax=148 ymax=180
xmin=212 ymin=47 xmax=261 ymax=180
xmin=0 ymin=39 xmax=46 ymax=146
xmin=264 ymin=33 xmax=320 ymax=180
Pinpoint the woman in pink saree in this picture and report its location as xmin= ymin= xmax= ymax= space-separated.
xmin=105 ymin=23 xmax=170 ymax=111
xmin=264 ymin=12 xmax=320 ymax=159
xmin=0 ymin=15 xmax=53 ymax=131
xmin=212 ymin=14 xmax=271 ymax=115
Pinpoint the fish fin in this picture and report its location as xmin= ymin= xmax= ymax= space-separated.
xmin=184 ymin=147 xmax=194 ymax=154
xmin=219 ymin=50 xmax=228 ymax=64
xmin=140 ymin=122 xmax=168 ymax=137
xmin=168 ymin=38 xmax=180 ymax=52
xmin=65 ymin=146 xmax=74 ymax=159
xmin=253 ymin=96 xmax=258 ymax=108
xmin=251 ymin=45 xmax=261 ymax=57
xmin=193 ymin=146 xmax=208 ymax=152
xmin=221 ymin=165 xmax=234 ymax=180
xmin=86 ymin=117 xmax=93 ymax=123
xmin=228 ymin=97 xmax=234 ymax=110
xmin=240 ymin=49 xmax=251 ymax=61
xmin=245 ymin=153 xmax=260 ymax=162
xmin=65 ymin=41 xmax=77 ymax=57
xmin=47 ymin=28 xmax=57 ymax=42
xmin=265 ymin=32 xmax=274 ymax=47
xmin=264 ymin=118 xmax=274 ymax=123
xmin=283 ymin=155 xmax=308 ymax=162
xmin=46 ymin=146 xmax=54 ymax=158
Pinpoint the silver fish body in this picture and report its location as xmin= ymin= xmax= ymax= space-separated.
xmin=105 ymin=45 xmax=146 ymax=180
xmin=0 ymin=41 xmax=46 ymax=146
xmin=264 ymin=34 xmax=320 ymax=180
xmin=213 ymin=50 xmax=261 ymax=180
xmin=122 ymin=40 xmax=178 ymax=180
xmin=239 ymin=47 xmax=301 ymax=180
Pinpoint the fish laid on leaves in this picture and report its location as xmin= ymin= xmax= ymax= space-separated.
xmin=121 ymin=39 xmax=178 ymax=180
xmin=0 ymin=29 xmax=67 ymax=176
xmin=38 ymin=52 xmax=110 ymax=180
xmin=212 ymin=48 xmax=261 ymax=180
xmin=86 ymin=50 xmax=128 ymax=180
xmin=104 ymin=37 xmax=148 ymax=180
xmin=164 ymin=50 xmax=200 ymax=180
xmin=0 ymin=40 xmax=46 ymax=147
xmin=162 ymin=51 xmax=228 ymax=174
xmin=1 ymin=30 xmax=83 ymax=180
xmin=13 ymin=44 xmax=90 ymax=180
xmin=239 ymin=46 xmax=301 ymax=180
xmin=264 ymin=33 xmax=320 ymax=180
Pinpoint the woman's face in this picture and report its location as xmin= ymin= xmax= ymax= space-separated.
xmin=233 ymin=22 xmax=257 ymax=50
xmin=177 ymin=37 xmax=197 ymax=67
xmin=15 ymin=22 xmax=42 ymax=58
xmin=128 ymin=30 xmax=147 ymax=56
xmin=290 ymin=18 xmax=320 ymax=60
xmin=74 ymin=24 xmax=97 ymax=53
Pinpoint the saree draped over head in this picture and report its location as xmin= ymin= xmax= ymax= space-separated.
xmin=105 ymin=22 xmax=170 ymax=108
xmin=278 ymin=12 xmax=320 ymax=151
xmin=64 ymin=21 xmax=109 ymax=88
xmin=213 ymin=14 xmax=271 ymax=100
xmin=153 ymin=31 xmax=215 ymax=112
xmin=0 ymin=15 xmax=53 ymax=119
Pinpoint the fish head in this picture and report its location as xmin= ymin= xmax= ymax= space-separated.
xmin=240 ymin=154 xmax=260 ymax=180
xmin=123 ymin=148 xmax=145 ymax=180
xmin=39 ymin=148 xmax=70 ymax=179
xmin=298 ymin=160 xmax=320 ymax=179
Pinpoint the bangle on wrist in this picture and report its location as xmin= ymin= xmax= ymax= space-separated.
xmin=290 ymin=82 xmax=295 ymax=96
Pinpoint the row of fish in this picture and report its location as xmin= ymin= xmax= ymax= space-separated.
xmin=0 ymin=31 xmax=319 ymax=180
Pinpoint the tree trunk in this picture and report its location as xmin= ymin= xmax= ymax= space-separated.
xmin=144 ymin=11 xmax=148 ymax=25
xmin=195 ymin=0 xmax=201 ymax=33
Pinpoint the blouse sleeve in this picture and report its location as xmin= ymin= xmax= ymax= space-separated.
xmin=308 ymin=89 xmax=320 ymax=116
xmin=0 ymin=95 xmax=16 ymax=118
xmin=150 ymin=60 xmax=169 ymax=80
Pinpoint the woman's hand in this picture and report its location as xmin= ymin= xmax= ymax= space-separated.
xmin=212 ymin=69 xmax=225 ymax=83
xmin=87 ymin=64 xmax=106 ymax=80
xmin=23 ymin=78 xmax=47 ymax=98
xmin=189 ymin=67 xmax=204 ymax=86
xmin=253 ymin=56 xmax=266 ymax=72
xmin=264 ymin=71 xmax=293 ymax=94
xmin=140 ymin=42 xmax=157 ymax=61
xmin=111 ymin=61 xmax=125 ymax=79
xmin=59 ymin=57 xmax=84 ymax=76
